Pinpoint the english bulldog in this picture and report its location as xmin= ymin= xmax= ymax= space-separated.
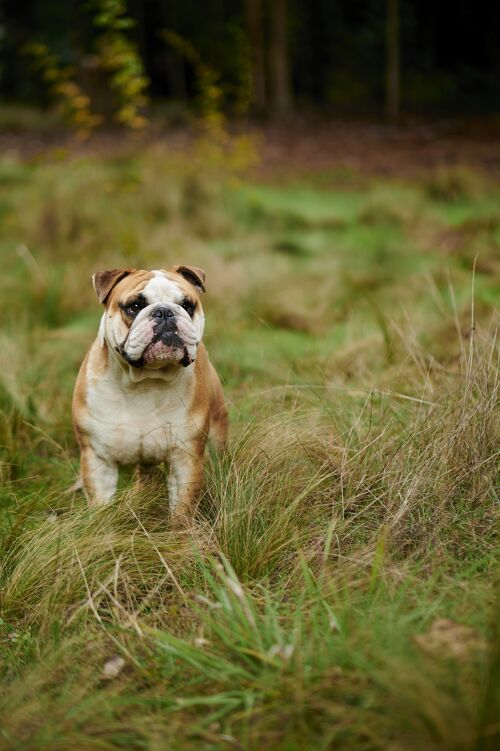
xmin=72 ymin=265 xmax=228 ymax=520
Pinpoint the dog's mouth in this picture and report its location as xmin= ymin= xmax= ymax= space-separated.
xmin=122 ymin=333 xmax=194 ymax=369
xmin=118 ymin=309 xmax=198 ymax=370
xmin=143 ymin=337 xmax=193 ymax=367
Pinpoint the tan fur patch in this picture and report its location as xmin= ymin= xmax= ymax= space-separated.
xmin=106 ymin=270 xmax=154 ymax=314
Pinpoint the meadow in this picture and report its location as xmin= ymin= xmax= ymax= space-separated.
xmin=0 ymin=131 xmax=498 ymax=750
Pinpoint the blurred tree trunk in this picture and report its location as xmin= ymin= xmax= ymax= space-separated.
xmin=269 ymin=0 xmax=292 ymax=116
xmin=245 ymin=0 xmax=266 ymax=114
xmin=163 ymin=0 xmax=187 ymax=100
xmin=165 ymin=49 xmax=187 ymax=101
xmin=386 ymin=0 xmax=400 ymax=122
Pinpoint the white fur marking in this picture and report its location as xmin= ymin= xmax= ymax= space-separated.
xmin=98 ymin=313 xmax=106 ymax=346
xmin=125 ymin=316 xmax=155 ymax=359
xmin=143 ymin=272 xmax=182 ymax=304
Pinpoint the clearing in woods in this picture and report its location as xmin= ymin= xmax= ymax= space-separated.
xmin=0 ymin=129 xmax=498 ymax=750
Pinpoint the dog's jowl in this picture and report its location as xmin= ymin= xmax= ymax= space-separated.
xmin=72 ymin=265 xmax=228 ymax=520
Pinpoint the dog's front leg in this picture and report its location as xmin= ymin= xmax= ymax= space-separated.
xmin=81 ymin=445 xmax=119 ymax=506
xmin=168 ymin=444 xmax=205 ymax=522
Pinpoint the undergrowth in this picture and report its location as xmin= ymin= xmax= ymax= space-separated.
xmin=0 ymin=145 xmax=498 ymax=750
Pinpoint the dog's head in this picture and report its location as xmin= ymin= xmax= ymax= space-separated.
xmin=93 ymin=266 xmax=206 ymax=372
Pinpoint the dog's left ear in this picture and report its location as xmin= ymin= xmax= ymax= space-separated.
xmin=172 ymin=264 xmax=206 ymax=293
xmin=92 ymin=269 xmax=135 ymax=304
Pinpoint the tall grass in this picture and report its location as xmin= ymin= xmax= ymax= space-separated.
xmin=1 ymin=327 xmax=497 ymax=750
xmin=0 ymin=147 xmax=498 ymax=750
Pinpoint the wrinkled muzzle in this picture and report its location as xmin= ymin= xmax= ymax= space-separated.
xmin=122 ymin=304 xmax=198 ymax=368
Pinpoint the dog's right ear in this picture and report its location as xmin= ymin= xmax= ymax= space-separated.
xmin=92 ymin=269 xmax=135 ymax=304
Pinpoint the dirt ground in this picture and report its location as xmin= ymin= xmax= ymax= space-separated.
xmin=2 ymin=118 xmax=500 ymax=178
xmin=256 ymin=120 xmax=500 ymax=178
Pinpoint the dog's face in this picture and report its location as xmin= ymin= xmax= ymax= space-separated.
xmin=93 ymin=266 xmax=206 ymax=370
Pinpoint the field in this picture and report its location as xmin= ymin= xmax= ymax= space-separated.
xmin=0 ymin=128 xmax=499 ymax=750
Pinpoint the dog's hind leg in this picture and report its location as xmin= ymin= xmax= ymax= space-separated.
xmin=64 ymin=475 xmax=84 ymax=496
xmin=208 ymin=371 xmax=229 ymax=451
xmin=209 ymin=405 xmax=229 ymax=451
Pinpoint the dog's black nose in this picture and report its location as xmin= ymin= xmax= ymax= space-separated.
xmin=151 ymin=307 xmax=175 ymax=320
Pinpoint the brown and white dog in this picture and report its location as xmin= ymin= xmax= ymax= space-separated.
xmin=72 ymin=265 xmax=228 ymax=520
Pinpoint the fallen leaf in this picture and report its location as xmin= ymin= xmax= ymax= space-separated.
xmin=414 ymin=618 xmax=486 ymax=661
xmin=102 ymin=655 xmax=126 ymax=679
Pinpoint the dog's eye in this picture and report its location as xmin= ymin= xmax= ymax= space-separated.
xmin=181 ymin=298 xmax=196 ymax=317
xmin=124 ymin=300 xmax=145 ymax=317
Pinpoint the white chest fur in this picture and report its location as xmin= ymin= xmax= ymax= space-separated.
xmin=84 ymin=362 xmax=199 ymax=465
